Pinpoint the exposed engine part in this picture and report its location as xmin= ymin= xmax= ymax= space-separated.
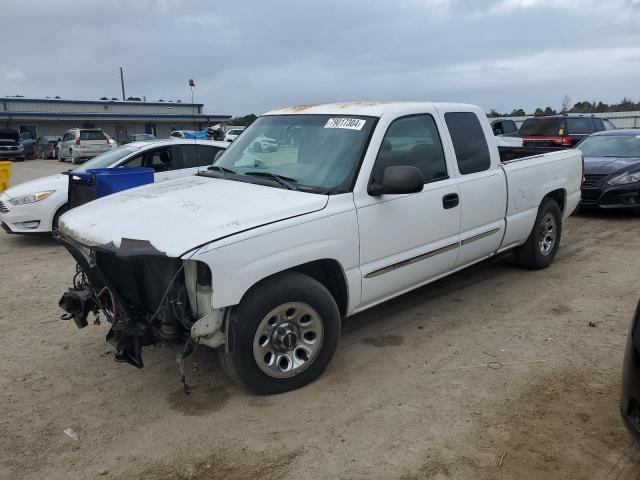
xmin=59 ymin=289 xmax=97 ymax=329
xmin=58 ymin=234 xmax=217 ymax=371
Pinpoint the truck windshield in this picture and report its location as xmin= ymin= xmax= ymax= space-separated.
xmin=71 ymin=145 xmax=142 ymax=172
xmin=213 ymin=114 xmax=376 ymax=193
xmin=577 ymin=135 xmax=640 ymax=157
xmin=518 ymin=117 xmax=564 ymax=136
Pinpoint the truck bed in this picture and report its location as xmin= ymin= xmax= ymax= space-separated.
xmin=498 ymin=145 xmax=567 ymax=163
xmin=498 ymin=148 xmax=583 ymax=250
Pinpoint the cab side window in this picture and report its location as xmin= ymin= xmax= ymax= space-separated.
xmin=371 ymin=114 xmax=448 ymax=185
xmin=444 ymin=112 xmax=491 ymax=175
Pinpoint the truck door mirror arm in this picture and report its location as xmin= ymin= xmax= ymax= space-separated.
xmin=368 ymin=165 xmax=424 ymax=196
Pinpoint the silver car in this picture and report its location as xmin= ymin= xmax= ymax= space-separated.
xmin=57 ymin=128 xmax=111 ymax=164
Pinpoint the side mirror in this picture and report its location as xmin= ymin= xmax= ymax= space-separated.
xmin=369 ymin=165 xmax=424 ymax=196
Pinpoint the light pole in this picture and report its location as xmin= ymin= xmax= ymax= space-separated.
xmin=189 ymin=79 xmax=196 ymax=132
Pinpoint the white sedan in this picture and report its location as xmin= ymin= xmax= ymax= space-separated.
xmin=249 ymin=135 xmax=278 ymax=152
xmin=224 ymin=128 xmax=245 ymax=142
xmin=0 ymin=139 xmax=227 ymax=234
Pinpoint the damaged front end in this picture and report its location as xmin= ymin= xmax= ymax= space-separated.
xmin=58 ymin=235 xmax=223 ymax=369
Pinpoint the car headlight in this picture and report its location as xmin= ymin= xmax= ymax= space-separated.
xmin=608 ymin=172 xmax=640 ymax=186
xmin=9 ymin=190 xmax=55 ymax=206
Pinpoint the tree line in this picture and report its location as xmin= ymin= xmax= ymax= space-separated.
xmin=488 ymin=97 xmax=640 ymax=118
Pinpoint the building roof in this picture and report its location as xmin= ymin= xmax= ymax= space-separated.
xmin=1 ymin=97 xmax=204 ymax=107
xmin=0 ymin=111 xmax=231 ymax=120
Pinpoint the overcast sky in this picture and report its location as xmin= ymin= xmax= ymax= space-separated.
xmin=3 ymin=0 xmax=640 ymax=116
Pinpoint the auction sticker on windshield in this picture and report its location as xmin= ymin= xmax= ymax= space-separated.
xmin=324 ymin=118 xmax=366 ymax=130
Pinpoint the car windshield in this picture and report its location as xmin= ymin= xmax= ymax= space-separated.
xmin=518 ymin=117 xmax=564 ymax=136
xmin=213 ymin=115 xmax=376 ymax=193
xmin=71 ymin=145 xmax=142 ymax=172
xmin=577 ymin=135 xmax=640 ymax=157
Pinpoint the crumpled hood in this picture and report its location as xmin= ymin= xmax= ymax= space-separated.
xmin=3 ymin=174 xmax=67 ymax=199
xmin=583 ymin=156 xmax=640 ymax=175
xmin=59 ymin=175 xmax=328 ymax=257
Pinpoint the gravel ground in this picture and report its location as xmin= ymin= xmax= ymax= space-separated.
xmin=1 ymin=160 xmax=639 ymax=479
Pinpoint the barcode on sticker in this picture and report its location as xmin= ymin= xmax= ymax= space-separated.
xmin=324 ymin=118 xmax=366 ymax=130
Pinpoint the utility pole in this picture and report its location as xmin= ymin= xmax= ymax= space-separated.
xmin=120 ymin=67 xmax=126 ymax=101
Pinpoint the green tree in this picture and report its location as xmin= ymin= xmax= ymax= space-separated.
xmin=228 ymin=114 xmax=258 ymax=126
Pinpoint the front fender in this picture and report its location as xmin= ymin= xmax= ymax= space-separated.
xmin=188 ymin=195 xmax=361 ymax=314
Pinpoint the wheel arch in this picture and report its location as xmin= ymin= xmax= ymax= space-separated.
xmin=236 ymin=258 xmax=349 ymax=318
xmin=51 ymin=202 xmax=69 ymax=231
xmin=542 ymin=188 xmax=566 ymax=214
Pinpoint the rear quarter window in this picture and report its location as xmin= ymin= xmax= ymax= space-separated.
xmin=444 ymin=112 xmax=491 ymax=175
xmin=565 ymin=118 xmax=593 ymax=135
xmin=180 ymin=145 xmax=224 ymax=168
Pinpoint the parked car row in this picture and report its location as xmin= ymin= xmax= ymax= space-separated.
xmin=0 ymin=138 xmax=227 ymax=233
xmin=1 ymin=102 xmax=638 ymax=442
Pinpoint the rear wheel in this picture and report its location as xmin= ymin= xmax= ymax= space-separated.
xmin=220 ymin=272 xmax=341 ymax=395
xmin=513 ymin=198 xmax=562 ymax=269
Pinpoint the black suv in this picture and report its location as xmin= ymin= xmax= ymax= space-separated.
xmin=518 ymin=114 xmax=616 ymax=147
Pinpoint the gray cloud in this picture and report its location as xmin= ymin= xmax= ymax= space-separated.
xmin=3 ymin=0 xmax=640 ymax=115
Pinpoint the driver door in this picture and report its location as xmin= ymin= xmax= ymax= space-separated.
xmin=355 ymin=113 xmax=461 ymax=308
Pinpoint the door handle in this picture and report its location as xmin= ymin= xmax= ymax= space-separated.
xmin=442 ymin=193 xmax=459 ymax=209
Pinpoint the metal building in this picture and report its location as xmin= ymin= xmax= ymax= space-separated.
xmin=0 ymin=97 xmax=231 ymax=143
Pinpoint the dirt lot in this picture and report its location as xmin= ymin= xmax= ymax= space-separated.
xmin=1 ymin=160 xmax=639 ymax=479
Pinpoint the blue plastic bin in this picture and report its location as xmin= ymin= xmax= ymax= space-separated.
xmin=88 ymin=167 xmax=155 ymax=198
xmin=67 ymin=167 xmax=155 ymax=209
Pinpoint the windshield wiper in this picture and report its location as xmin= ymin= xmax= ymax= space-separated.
xmin=207 ymin=165 xmax=236 ymax=179
xmin=244 ymin=171 xmax=300 ymax=191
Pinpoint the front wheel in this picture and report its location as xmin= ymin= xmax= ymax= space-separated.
xmin=57 ymin=148 xmax=64 ymax=162
xmin=220 ymin=272 xmax=341 ymax=395
xmin=70 ymin=149 xmax=78 ymax=165
xmin=513 ymin=198 xmax=562 ymax=269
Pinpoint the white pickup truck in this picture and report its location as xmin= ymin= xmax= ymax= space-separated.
xmin=57 ymin=101 xmax=582 ymax=394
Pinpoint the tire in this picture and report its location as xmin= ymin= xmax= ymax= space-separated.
xmin=220 ymin=271 xmax=341 ymax=395
xmin=70 ymin=149 xmax=77 ymax=165
xmin=513 ymin=198 xmax=562 ymax=269
xmin=629 ymin=208 xmax=640 ymax=217
xmin=57 ymin=148 xmax=64 ymax=162
xmin=52 ymin=204 xmax=69 ymax=231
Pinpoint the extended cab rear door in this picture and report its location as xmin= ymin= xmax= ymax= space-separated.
xmin=438 ymin=108 xmax=507 ymax=267
xmin=354 ymin=108 xmax=461 ymax=307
